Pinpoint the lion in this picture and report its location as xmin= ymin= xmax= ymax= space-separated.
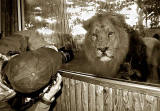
xmin=83 ymin=13 xmax=160 ymax=82
xmin=142 ymin=37 xmax=160 ymax=82
xmin=83 ymin=13 xmax=129 ymax=78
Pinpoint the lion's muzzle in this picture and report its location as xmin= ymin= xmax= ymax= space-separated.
xmin=96 ymin=47 xmax=114 ymax=62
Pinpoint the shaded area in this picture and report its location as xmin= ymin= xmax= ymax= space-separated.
xmin=61 ymin=51 xmax=95 ymax=75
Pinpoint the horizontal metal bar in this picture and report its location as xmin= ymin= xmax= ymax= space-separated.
xmin=58 ymin=69 xmax=160 ymax=97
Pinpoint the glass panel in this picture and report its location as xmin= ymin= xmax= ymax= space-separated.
xmin=23 ymin=0 xmax=160 ymax=84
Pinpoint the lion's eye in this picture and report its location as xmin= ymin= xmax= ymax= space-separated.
xmin=92 ymin=35 xmax=97 ymax=41
xmin=91 ymin=33 xmax=97 ymax=41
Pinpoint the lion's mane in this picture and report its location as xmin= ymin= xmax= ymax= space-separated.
xmin=83 ymin=13 xmax=130 ymax=78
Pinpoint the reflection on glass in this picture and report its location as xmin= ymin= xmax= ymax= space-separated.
xmin=23 ymin=0 xmax=160 ymax=84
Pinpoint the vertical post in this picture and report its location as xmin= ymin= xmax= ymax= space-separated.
xmin=21 ymin=0 xmax=25 ymax=30
xmin=17 ymin=0 xmax=22 ymax=31
xmin=0 ymin=0 xmax=1 ymax=33
xmin=1 ymin=0 xmax=6 ymax=37
xmin=14 ymin=0 xmax=18 ymax=32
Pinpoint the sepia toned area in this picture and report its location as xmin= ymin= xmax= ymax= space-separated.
xmin=1 ymin=0 xmax=160 ymax=111
xmin=21 ymin=0 xmax=160 ymax=83
xmin=19 ymin=0 xmax=160 ymax=84
xmin=23 ymin=0 xmax=160 ymax=49
xmin=52 ymin=71 xmax=160 ymax=111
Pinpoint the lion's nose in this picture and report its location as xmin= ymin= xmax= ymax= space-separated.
xmin=98 ymin=47 xmax=108 ymax=52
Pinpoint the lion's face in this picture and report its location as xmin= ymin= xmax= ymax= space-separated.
xmin=85 ymin=18 xmax=120 ymax=62
xmin=83 ymin=13 xmax=129 ymax=76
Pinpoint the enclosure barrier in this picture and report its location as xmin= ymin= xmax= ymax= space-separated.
xmin=52 ymin=70 xmax=160 ymax=111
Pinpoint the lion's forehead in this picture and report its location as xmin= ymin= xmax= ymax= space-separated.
xmin=91 ymin=38 xmax=115 ymax=49
xmin=91 ymin=22 xmax=113 ymax=33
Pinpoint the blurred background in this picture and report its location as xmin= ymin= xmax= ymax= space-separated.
xmin=23 ymin=0 xmax=160 ymax=50
xmin=1 ymin=0 xmax=160 ymax=51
